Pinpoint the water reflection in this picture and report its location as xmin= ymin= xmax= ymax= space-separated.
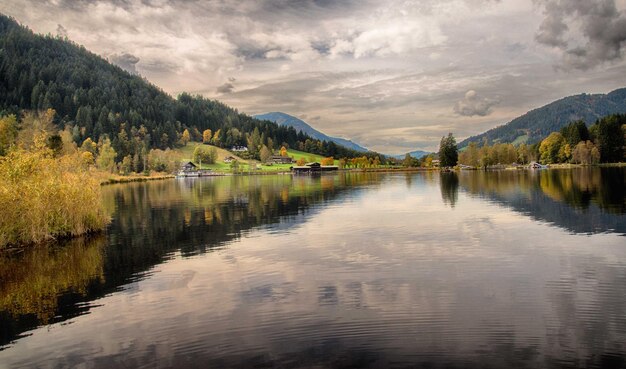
xmin=0 ymin=169 xmax=625 ymax=369
xmin=440 ymin=172 xmax=459 ymax=208
xmin=0 ymin=236 xmax=105 ymax=346
xmin=0 ymin=173 xmax=381 ymax=347
xmin=454 ymin=168 xmax=626 ymax=234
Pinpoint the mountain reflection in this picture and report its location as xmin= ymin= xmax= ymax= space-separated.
xmin=455 ymin=167 xmax=626 ymax=234
xmin=0 ymin=173 xmax=381 ymax=348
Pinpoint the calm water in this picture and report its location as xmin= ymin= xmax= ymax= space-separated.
xmin=1 ymin=168 xmax=625 ymax=369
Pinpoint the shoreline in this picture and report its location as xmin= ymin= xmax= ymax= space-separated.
xmin=98 ymin=162 xmax=626 ymax=186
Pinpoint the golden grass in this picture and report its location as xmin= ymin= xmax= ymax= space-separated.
xmin=0 ymin=149 xmax=110 ymax=248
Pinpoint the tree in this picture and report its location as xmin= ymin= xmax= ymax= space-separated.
xmin=572 ymin=140 xmax=600 ymax=164
xmin=403 ymin=153 xmax=414 ymax=167
xmin=296 ymin=158 xmax=306 ymax=166
xmin=193 ymin=145 xmax=217 ymax=165
xmin=595 ymin=114 xmax=625 ymax=163
xmin=561 ymin=120 xmax=590 ymax=147
xmin=181 ymin=129 xmax=191 ymax=146
xmin=0 ymin=114 xmax=18 ymax=156
xmin=202 ymin=129 xmax=212 ymax=143
xmin=539 ymin=132 xmax=566 ymax=164
xmin=97 ymin=137 xmax=117 ymax=172
xmin=81 ymin=151 xmax=95 ymax=167
xmin=230 ymin=159 xmax=240 ymax=173
xmin=321 ymin=157 xmax=334 ymax=166
xmin=259 ymin=145 xmax=271 ymax=163
xmin=280 ymin=146 xmax=288 ymax=157
xmin=81 ymin=138 xmax=97 ymax=154
xmin=517 ymin=143 xmax=530 ymax=164
xmin=120 ymin=155 xmax=133 ymax=175
xmin=438 ymin=133 xmax=458 ymax=167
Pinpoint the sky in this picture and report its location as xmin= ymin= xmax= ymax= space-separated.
xmin=1 ymin=0 xmax=626 ymax=154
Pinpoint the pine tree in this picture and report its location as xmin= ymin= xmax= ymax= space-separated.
xmin=438 ymin=133 xmax=458 ymax=167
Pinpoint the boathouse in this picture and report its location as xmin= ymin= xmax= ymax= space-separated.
xmin=292 ymin=162 xmax=338 ymax=173
xmin=181 ymin=161 xmax=197 ymax=171
xmin=269 ymin=155 xmax=294 ymax=164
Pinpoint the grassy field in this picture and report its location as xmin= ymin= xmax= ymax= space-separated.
xmin=175 ymin=143 xmax=335 ymax=172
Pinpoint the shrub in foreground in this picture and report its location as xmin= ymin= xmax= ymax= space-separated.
xmin=0 ymin=147 xmax=109 ymax=248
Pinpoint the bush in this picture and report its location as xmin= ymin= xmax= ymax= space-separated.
xmin=0 ymin=148 xmax=109 ymax=248
xmin=193 ymin=145 xmax=217 ymax=165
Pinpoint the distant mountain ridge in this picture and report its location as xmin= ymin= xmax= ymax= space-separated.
xmin=254 ymin=112 xmax=369 ymax=153
xmin=392 ymin=150 xmax=430 ymax=160
xmin=459 ymin=87 xmax=626 ymax=147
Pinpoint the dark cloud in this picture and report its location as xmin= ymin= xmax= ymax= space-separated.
xmin=109 ymin=52 xmax=140 ymax=74
xmin=216 ymin=83 xmax=235 ymax=94
xmin=453 ymin=90 xmax=499 ymax=117
xmin=535 ymin=0 xmax=626 ymax=70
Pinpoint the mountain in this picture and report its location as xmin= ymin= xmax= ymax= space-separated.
xmin=459 ymin=87 xmax=626 ymax=147
xmin=392 ymin=150 xmax=430 ymax=160
xmin=0 ymin=14 xmax=373 ymax=162
xmin=254 ymin=112 xmax=369 ymax=152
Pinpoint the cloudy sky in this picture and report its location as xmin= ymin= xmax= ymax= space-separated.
xmin=2 ymin=0 xmax=626 ymax=153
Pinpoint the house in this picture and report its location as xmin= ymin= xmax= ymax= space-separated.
xmin=176 ymin=161 xmax=199 ymax=177
xmin=432 ymin=159 xmax=441 ymax=168
xmin=231 ymin=146 xmax=248 ymax=152
xmin=269 ymin=155 xmax=294 ymax=164
xmin=224 ymin=156 xmax=236 ymax=163
xmin=181 ymin=161 xmax=197 ymax=171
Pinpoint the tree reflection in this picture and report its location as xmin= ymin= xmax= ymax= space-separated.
xmin=457 ymin=167 xmax=626 ymax=234
xmin=1 ymin=173 xmax=383 ymax=347
xmin=440 ymin=172 xmax=459 ymax=208
xmin=0 ymin=236 xmax=105 ymax=345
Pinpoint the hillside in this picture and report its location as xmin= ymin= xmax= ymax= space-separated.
xmin=254 ymin=112 xmax=369 ymax=152
xmin=459 ymin=87 xmax=626 ymax=147
xmin=0 ymin=14 xmax=372 ymax=165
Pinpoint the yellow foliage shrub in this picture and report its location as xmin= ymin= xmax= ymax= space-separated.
xmin=0 ymin=148 xmax=109 ymax=248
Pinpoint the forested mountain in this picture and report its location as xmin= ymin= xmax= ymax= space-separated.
xmin=459 ymin=88 xmax=626 ymax=147
xmin=254 ymin=112 xmax=369 ymax=152
xmin=0 ymin=14 xmax=371 ymax=161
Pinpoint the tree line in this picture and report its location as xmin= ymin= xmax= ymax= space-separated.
xmin=456 ymin=114 xmax=625 ymax=167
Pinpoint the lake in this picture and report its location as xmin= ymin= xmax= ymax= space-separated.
xmin=1 ymin=168 xmax=625 ymax=369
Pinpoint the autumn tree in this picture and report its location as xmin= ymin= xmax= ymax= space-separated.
xmin=438 ymin=133 xmax=458 ymax=167
xmin=0 ymin=114 xmax=18 ymax=156
xmin=81 ymin=138 xmax=97 ymax=154
xmin=212 ymin=129 xmax=221 ymax=145
xmin=202 ymin=129 xmax=212 ymax=144
xmin=96 ymin=137 xmax=117 ymax=172
xmin=296 ymin=158 xmax=306 ymax=166
xmin=259 ymin=145 xmax=271 ymax=163
xmin=120 ymin=155 xmax=133 ymax=175
xmin=181 ymin=129 xmax=191 ymax=146
xmin=280 ymin=146 xmax=288 ymax=157
xmin=571 ymin=140 xmax=600 ymax=164
xmin=539 ymin=132 xmax=566 ymax=164
xmin=321 ymin=157 xmax=334 ymax=166
xmin=517 ymin=143 xmax=530 ymax=164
